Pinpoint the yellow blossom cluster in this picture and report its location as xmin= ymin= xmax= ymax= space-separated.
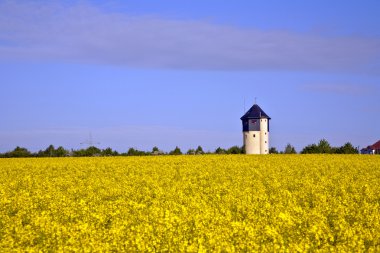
xmin=0 ymin=155 xmax=379 ymax=252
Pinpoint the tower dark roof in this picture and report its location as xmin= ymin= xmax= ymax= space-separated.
xmin=241 ymin=104 xmax=271 ymax=120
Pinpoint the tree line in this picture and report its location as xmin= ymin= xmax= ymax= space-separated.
xmin=0 ymin=145 xmax=245 ymax=158
xmin=0 ymin=139 xmax=358 ymax=158
xmin=270 ymin=139 xmax=358 ymax=154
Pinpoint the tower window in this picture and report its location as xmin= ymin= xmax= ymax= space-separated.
xmin=265 ymin=141 xmax=267 ymax=143
xmin=253 ymin=134 xmax=256 ymax=138
xmin=265 ymin=132 xmax=267 ymax=135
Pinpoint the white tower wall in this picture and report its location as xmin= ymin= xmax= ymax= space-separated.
xmin=260 ymin=118 xmax=269 ymax=154
xmin=243 ymin=131 xmax=261 ymax=154
xmin=241 ymin=103 xmax=271 ymax=155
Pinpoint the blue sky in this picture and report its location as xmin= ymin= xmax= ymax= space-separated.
xmin=0 ymin=0 xmax=379 ymax=153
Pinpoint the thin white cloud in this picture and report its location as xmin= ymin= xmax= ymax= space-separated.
xmin=0 ymin=1 xmax=380 ymax=73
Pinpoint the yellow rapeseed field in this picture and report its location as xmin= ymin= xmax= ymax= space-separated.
xmin=0 ymin=155 xmax=379 ymax=252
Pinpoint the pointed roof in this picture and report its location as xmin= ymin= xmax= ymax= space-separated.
xmin=241 ymin=104 xmax=271 ymax=120
xmin=370 ymin=140 xmax=380 ymax=150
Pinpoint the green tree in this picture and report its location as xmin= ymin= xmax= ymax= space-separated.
xmin=284 ymin=144 xmax=297 ymax=154
xmin=102 ymin=147 xmax=118 ymax=156
xmin=127 ymin=148 xmax=137 ymax=156
xmin=169 ymin=146 xmax=182 ymax=155
xmin=337 ymin=142 xmax=358 ymax=154
xmin=36 ymin=144 xmax=54 ymax=157
xmin=73 ymin=146 xmax=101 ymax=157
xmin=215 ymin=147 xmax=226 ymax=154
xmin=195 ymin=146 xmax=204 ymax=155
xmin=45 ymin=144 xmax=55 ymax=157
xmin=86 ymin=146 xmax=101 ymax=156
xmin=55 ymin=146 xmax=69 ymax=157
xmin=37 ymin=145 xmax=69 ymax=157
xmin=301 ymin=144 xmax=319 ymax=154
xmin=301 ymin=139 xmax=336 ymax=154
xmin=186 ymin=149 xmax=196 ymax=155
xmin=73 ymin=149 xmax=86 ymax=157
xmin=126 ymin=148 xmax=146 ymax=156
xmin=318 ymin=139 xmax=331 ymax=154
xmin=6 ymin=146 xmax=32 ymax=157
xmin=151 ymin=147 xmax=164 ymax=155
xmin=227 ymin=146 xmax=244 ymax=154
xmin=269 ymin=147 xmax=279 ymax=154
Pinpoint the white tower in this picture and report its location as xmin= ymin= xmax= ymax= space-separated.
xmin=241 ymin=103 xmax=271 ymax=154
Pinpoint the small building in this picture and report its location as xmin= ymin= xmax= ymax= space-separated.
xmin=361 ymin=140 xmax=380 ymax=154
xmin=241 ymin=103 xmax=271 ymax=154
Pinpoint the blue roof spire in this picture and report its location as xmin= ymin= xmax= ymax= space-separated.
xmin=240 ymin=104 xmax=271 ymax=120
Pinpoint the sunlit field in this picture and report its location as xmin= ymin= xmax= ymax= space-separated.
xmin=0 ymin=155 xmax=379 ymax=252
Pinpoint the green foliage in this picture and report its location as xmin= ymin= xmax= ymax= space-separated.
xmin=318 ymin=139 xmax=331 ymax=154
xmin=186 ymin=149 xmax=196 ymax=155
xmin=336 ymin=142 xmax=358 ymax=154
xmin=284 ymin=144 xmax=297 ymax=154
xmin=3 ymin=146 xmax=32 ymax=158
xmin=226 ymin=146 xmax=244 ymax=154
xmin=124 ymin=148 xmax=147 ymax=156
xmin=301 ymin=144 xmax=319 ymax=154
xmin=215 ymin=147 xmax=227 ymax=154
xmin=73 ymin=146 xmax=102 ymax=157
xmin=0 ymin=140 xmax=361 ymax=158
xmin=169 ymin=146 xmax=182 ymax=155
xmin=195 ymin=146 xmax=204 ymax=155
xmin=102 ymin=147 xmax=119 ymax=156
xmin=37 ymin=145 xmax=69 ymax=157
xmin=301 ymin=140 xmax=358 ymax=154
xmin=269 ymin=147 xmax=279 ymax=154
xmin=55 ymin=146 xmax=69 ymax=157
xmin=151 ymin=148 xmax=165 ymax=155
